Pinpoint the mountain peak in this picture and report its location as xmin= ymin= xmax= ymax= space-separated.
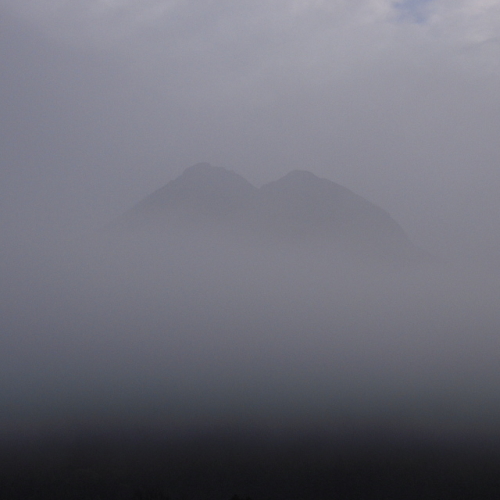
xmin=279 ymin=170 xmax=321 ymax=182
xmin=173 ymin=162 xmax=255 ymax=191
xmin=115 ymin=163 xmax=425 ymax=263
xmin=261 ymin=169 xmax=347 ymax=195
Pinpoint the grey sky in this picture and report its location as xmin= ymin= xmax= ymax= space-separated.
xmin=1 ymin=0 xmax=500 ymax=256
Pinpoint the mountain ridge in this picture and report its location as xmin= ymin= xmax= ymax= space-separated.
xmin=114 ymin=163 xmax=425 ymax=263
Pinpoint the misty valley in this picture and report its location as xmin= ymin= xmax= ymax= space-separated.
xmin=2 ymin=164 xmax=500 ymax=498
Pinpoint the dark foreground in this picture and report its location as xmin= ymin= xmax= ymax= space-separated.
xmin=2 ymin=428 xmax=500 ymax=499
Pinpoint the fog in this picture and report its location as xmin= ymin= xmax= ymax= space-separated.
xmin=2 ymin=1 xmax=500 ymax=496
xmin=2 ymin=218 xmax=500 ymax=445
xmin=2 ymin=1 xmax=500 ymax=258
xmin=3 ymin=180 xmax=500 ymax=499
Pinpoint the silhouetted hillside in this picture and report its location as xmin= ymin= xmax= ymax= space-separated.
xmin=128 ymin=163 xmax=258 ymax=226
xmin=115 ymin=162 xmax=425 ymax=262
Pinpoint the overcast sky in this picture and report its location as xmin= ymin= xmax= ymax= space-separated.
xmin=1 ymin=0 xmax=500 ymax=256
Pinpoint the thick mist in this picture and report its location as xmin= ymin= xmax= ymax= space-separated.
xmin=2 ymin=1 xmax=500 ymax=493
xmin=2 ymin=221 xmax=500 ymax=445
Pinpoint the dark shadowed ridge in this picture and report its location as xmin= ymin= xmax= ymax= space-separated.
xmin=114 ymin=162 xmax=427 ymax=263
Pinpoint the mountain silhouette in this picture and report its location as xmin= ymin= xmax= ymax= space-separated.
xmin=115 ymin=162 xmax=424 ymax=262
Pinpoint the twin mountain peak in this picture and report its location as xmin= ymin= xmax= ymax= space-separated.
xmin=117 ymin=162 xmax=423 ymax=262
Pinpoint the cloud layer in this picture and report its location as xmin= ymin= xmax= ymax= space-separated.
xmin=5 ymin=0 xmax=500 ymax=52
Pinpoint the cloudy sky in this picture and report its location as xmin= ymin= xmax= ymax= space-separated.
xmin=1 ymin=0 xmax=500 ymax=256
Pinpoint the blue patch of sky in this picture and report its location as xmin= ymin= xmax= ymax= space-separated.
xmin=393 ymin=0 xmax=434 ymax=24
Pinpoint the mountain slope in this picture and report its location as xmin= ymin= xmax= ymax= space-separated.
xmin=118 ymin=162 xmax=258 ymax=230
xmin=115 ymin=163 xmax=424 ymax=262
